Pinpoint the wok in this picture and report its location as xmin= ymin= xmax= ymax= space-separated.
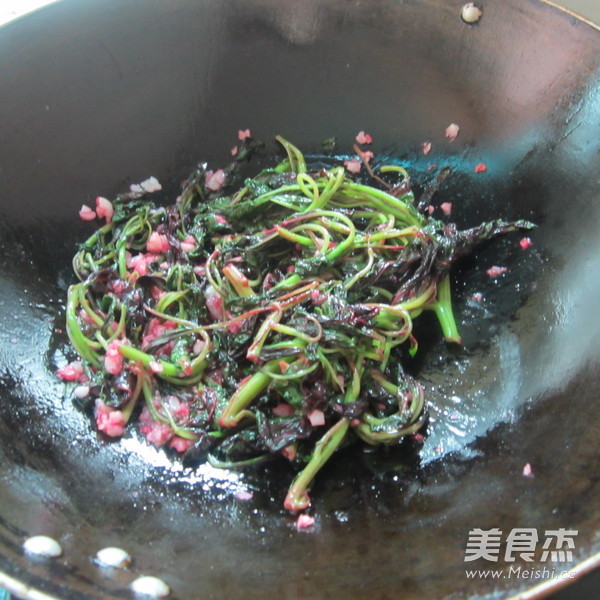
xmin=1 ymin=0 xmax=599 ymax=598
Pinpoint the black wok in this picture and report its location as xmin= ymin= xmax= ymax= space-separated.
xmin=1 ymin=1 xmax=599 ymax=598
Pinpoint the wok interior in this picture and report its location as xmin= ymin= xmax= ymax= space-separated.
xmin=1 ymin=1 xmax=600 ymax=598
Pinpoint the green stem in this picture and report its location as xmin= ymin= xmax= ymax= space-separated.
xmin=246 ymin=308 xmax=282 ymax=362
xmin=208 ymin=453 xmax=273 ymax=469
xmin=118 ymin=344 xmax=181 ymax=377
xmin=307 ymin=166 xmax=345 ymax=211
xmin=217 ymin=360 xmax=283 ymax=428
xmin=340 ymin=183 xmax=422 ymax=226
xmin=355 ymin=379 xmax=426 ymax=445
xmin=259 ymin=359 xmax=318 ymax=381
xmin=275 ymin=136 xmax=307 ymax=174
xmin=284 ymin=418 xmax=349 ymax=512
xmin=274 ymin=225 xmax=314 ymax=247
xmin=222 ymin=263 xmax=256 ymax=297
xmin=66 ymin=285 xmax=101 ymax=366
xmin=76 ymin=285 xmax=104 ymax=327
xmin=120 ymin=367 xmax=144 ymax=422
xmin=429 ymin=275 xmax=461 ymax=343
xmin=155 ymin=290 xmax=189 ymax=314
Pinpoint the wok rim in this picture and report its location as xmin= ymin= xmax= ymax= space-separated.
xmin=1 ymin=0 xmax=599 ymax=599
xmin=540 ymin=0 xmax=600 ymax=29
xmin=0 ymin=571 xmax=60 ymax=600
xmin=505 ymin=552 xmax=600 ymax=600
xmin=1 ymin=552 xmax=599 ymax=600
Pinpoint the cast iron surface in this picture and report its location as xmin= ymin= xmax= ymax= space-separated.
xmin=1 ymin=1 xmax=599 ymax=598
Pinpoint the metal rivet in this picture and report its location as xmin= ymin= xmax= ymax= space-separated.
xmin=23 ymin=535 xmax=63 ymax=558
xmin=131 ymin=575 xmax=171 ymax=598
xmin=95 ymin=546 xmax=132 ymax=568
xmin=461 ymin=3 xmax=483 ymax=24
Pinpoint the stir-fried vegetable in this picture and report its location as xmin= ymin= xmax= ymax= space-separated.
xmin=62 ymin=136 xmax=534 ymax=512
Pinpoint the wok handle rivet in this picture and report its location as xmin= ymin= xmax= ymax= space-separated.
xmin=23 ymin=535 xmax=63 ymax=558
xmin=95 ymin=546 xmax=132 ymax=569
xmin=461 ymin=3 xmax=483 ymax=24
xmin=131 ymin=575 xmax=171 ymax=598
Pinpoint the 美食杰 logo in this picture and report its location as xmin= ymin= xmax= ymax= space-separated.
xmin=464 ymin=528 xmax=579 ymax=581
